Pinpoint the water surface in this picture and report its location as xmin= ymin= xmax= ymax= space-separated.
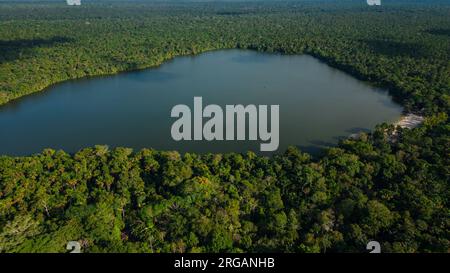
xmin=0 ymin=50 xmax=402 ymax=155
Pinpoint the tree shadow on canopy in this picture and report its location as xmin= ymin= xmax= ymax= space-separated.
xmin=0 ymin=36 xmax=74 ymax=64
xmin=359 ymin=39 xmax=431 ymax=58
xmin=425 ymin=28 xmax=450 ymax=38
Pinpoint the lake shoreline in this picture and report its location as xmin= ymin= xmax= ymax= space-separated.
xmin=393 ymin=114 xmax=425 ymax=129
xmin=0 ymin=50 xmax=403 ymax=156
xmin=1 ymin=47 xmax=409 ymax=112
xmin=350 ymin=113 xmax=425 ymax=141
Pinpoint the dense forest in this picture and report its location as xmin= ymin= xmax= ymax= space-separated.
xmin=0 ymin=1 xmax=449 ymax=252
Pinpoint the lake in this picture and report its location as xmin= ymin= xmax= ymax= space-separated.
xmin=0 ymin=49 xmax=402 ymax=156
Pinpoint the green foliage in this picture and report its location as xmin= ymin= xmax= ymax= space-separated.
xmin=0 ymin=118 xmax=448 ymax=253
xmin=0 ymin=1 xmax=448 ymax=116
xmin=0 ymin=1 xmax=448 ymax=253
xmin=0 ymin=214 xmax=41 ymax=252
